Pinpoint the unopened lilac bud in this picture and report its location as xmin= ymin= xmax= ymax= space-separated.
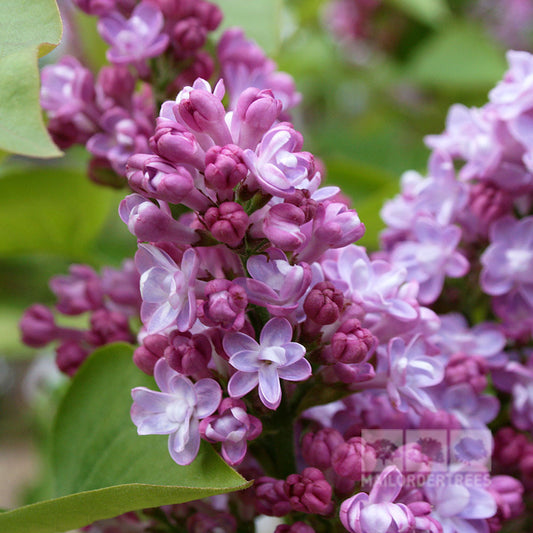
xmin=193 ymin=1 xmax=223 ymax=30
xmin=20 ymin=305 xmax=58 ymax=347
xmin=419 ymin=409 xmax=461 ymax=430
xmin=119 ymin=194 xmax=199 ymax=244
xmin=445 ymin=352 xmax=488 ymax=393
xmin=275 ymin=523 xmax=315 ymax=533
xmin=204 ymin=144 xmax=247 ymax=199
xmin=264 ymin=203 xmax=306 ymax=251
xmin=391 ymin=443 xmax=430 ymax=478
xmin=56 ymin=341 xmax=89 ymax=376
xmin=304 ymin=281 xmax=344 ymax=325
xmin=170 ymin=51 xmax=215 ymax=92
xmin=172 ymin=17 xmax=207 ymax=55
xmin=234 ymin=88 xmax=282 ymax=149
xmin=199 ymin=279 xmax=247 ymax=330
xmin=469 ymin=182 xmax=513 ymax=237
xmin=302 ymin=428 xmax=344 ymax=470
xmin=489 ymin=475 xmax=524 ymax=524
xmin=87 ymin=309 xmax=134 ymax=346
xmin=285 ymin=190 xmax=318 ymax=222
xmin=494 ymin=427 xmax=529 ymax=467
xmin=50 ymin=265 xmax=104 ymax=315
xmin=178 ymin=89 xmax=231 ymax=146
xmin=150 ymin=118 xmax=205 ymax=168
xmin=133 ymin=334 xmax=168 ymax=374
xmin=254 ymin=477 xmax=292 ymax=517
xmin=284 ymin=467 xmax=333 ymax=515
xmin=97 ymin=65 xmax=135 ymax=106
xmin=203 ymin=202 xmax=249 ymax=247
xmin=164 ymin=331 xmax=212 ymax=380
xmin=332 ymin=437 xmax=377 ymax=481
xmin=187 ymin=511 xmax=237 ymax=533
xmin=323 ymin=319 xmax=375 ymax=364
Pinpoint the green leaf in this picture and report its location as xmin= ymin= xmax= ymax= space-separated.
xmin=0 ymin=166 xmax=114 ymax=258
xmin=0 ymin=344 xmax=250 ymax=533
xmin=384 ymin=0 xmax=450 ymax=26
xmin=212 ymin=0 xmax=283 ymax=55
xmin=406 ymin=21 xmax=507 ymax=91
xmin=0 ymin=0 xmax=63 ymax=158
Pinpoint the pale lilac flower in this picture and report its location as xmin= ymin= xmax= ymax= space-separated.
xmin=390 ymin=218 xmax=469 ymax=304
xmin=135 ymin=243 xmax=199 ymax=334
xmin=322 ymin=245 xmax=419 ymax=323
xmin=224 ymin=317 xmax=311 ymax=409
xmin=480 ymin=215 xmax=533 ymax=305
xmin=131 ymin=358 xmax=221 ymax=465
xmin=339 ymin=466 xmax=415 ymax=533
xmin=98 ymin=2 xmax=169 ymax=69
xmin=385 ymin=335 xmax=444 ymax=413
xmin=243 ymin=123 xmax=316 ymax=198
xmin=424 ymin=466 xmax=496 ymax=533
xmin=199 ymin=398 xmax=262 ymax=465
xmin=235 ymin=248 xmax=312 ymax=317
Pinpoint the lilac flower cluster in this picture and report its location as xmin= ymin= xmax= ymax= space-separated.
xmin=20 ymin=261 xmax=140 ymax=375
xmin=26 ymin=5 xmax=533 ymax=531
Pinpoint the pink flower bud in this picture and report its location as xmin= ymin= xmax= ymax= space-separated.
xmin=302 ymin=428 xmax=344 ymax=470
xmin=20 ymin=305 xmax=58 ymax=348
xmin=254 ymin=477 xmax=292 ymax=517
xmin=275 ymin=523 xmax=315 ymax=533
xmin=263 ymin=203 xmax=306 ymax=251
xmin=284 ymin=467 xmax=333 ymax=515
xmin=199 ymin=279 xmax=247 ymax=330
xmin=133 ymin=334 xmax=168 ymax=374
xmin=494 ymin=427 xmax=529 ymax=467
xmin=332 ymin=437 xmax=377 ymax=481
xmin=171 ymin=17 xmax=207 ymax=55
xmin=87 ymin=309 xmax=134 ymax=346
xmin=304 ymin=281 xmax=344 ymax=325
xmin=56 ymin=341 xmax=89 ymax=376
xmin=97 ymin=65 xmax=135 ymax=107
xmin=204 ymin=144 xmax=248 ymax=199
xmin=164 ymin=331 xmax=212 ymax=380
xmin=322 ymin=319 xmax=375 ymax=364
xmin=203 ymin=202 xmax=249 ymax=247
xmin=445 ymin=352 xmax=488 ymax=393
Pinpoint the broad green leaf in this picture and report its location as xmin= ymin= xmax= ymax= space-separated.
xmin=385 ymin=0 xmax=450 ymax=26
xmin=212 ymin=0 xmax=283 ymax=56
xmin=0 ymin=0 xmax=63 ymax=157
xmin=0 ymin=166 xmax=114 ymax=258
xmin=406 ymin=22 xmax=507 ymax=91
xmin=0 ymin=344 xmax=250 ymax=533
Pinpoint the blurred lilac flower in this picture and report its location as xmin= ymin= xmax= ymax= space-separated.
xmin=135 ymin=243 xmax=199 ymax=334
xmin=224 ymin=317 xmax=311 ymax=409
xmin=480 ymin=215 xmax=533 ymax=305
xmin=131 ymin=358 xmax=221 ymax=465
xmin=390 ymin=218 xmax=469 ymax=304
xmin=339 ymin=466 xmax=415 ymax=533
xmin=98 ymin=2 xmax=169 ymax=71
xmin=385 ymin=335 xmax=444 ymax=413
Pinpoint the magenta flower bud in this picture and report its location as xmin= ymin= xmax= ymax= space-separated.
xmin=263 ymin=203 xmax=306 ymax=251
xmin=391 ymin=443 xmax=430 ymax=477
xmin=419 ymin=409 xmax=461 ymax=430
xmin=468 ymin=181 xmax=513 ymax=237
xmin=304 ymin=281 xmax=344 ymax=325
xmin=170 ymin=51 xmax=215 ymax=92
xmin=186 ymin=511 xmax=237 ymax=533
xmin=489 ymin=475 xmax=524 ymax=523
xmin=234 ymin=87 xmax=282 ymax=149
xmin=493 ymin=427 xmax=529 ymax=467
xmin=203 ymin=202 xmax=249 ymax=247
xmin=284 ymin=467 xmax=333 ymax=515
xmin=323 ymin=319 xmax=375 ymax=364
xmin=96 ymin=65 xmax=135 ymax=107
xmin=164 ymin=331 xmax=212 ymax=380
xmin=133 ymin=334 xmax=168 ymax=374
xmin=178 ymin=89 xmax=232 ymax=146
xmin=285 ymin=190 xmax=318 ymax=222
xmin=101 ymin=260 xmax=141 ymax=313
xmin=275 ymin=523 xmax=315 ymax=533
xmin=119 ymin=194 xmax=199 ymax=244
xmin=332 ymin=437 xmax=377 ymax=481
xmin=56 ymin=341 xmax=90 ymax=376
xmin=193 ymin=1 xmax=223 ymax=31
xmin=72 ymin=0 xmax=117 ymax=15
xmin=254 ymin=477 xmax=292 ymax=517
xmin=87 ymin=309 xmax=134 ymax=346
xmin=150 ymin=118 xmax=206 ymax=169
xmin=199 ymin=398 xmax=262 ymax=465
xmin=204 ymin=144 xmax=248 ymax=198
xmin=171 ymin=17 xmax=207 ymax=55
xmin=302 ymin=428 xmax=344 ymax=470
xmin=20 ymin=305 xmax=58 ymax=348
xmin=199 ymin=279 xmax=248 ymax=330
xmin=50 ymin=265 xmax=104 ymax=316
xmin=445 ymin=352 xmax=489 ymax=394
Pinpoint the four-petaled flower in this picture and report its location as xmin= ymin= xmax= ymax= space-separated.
xmin=224 ymin=317 xmax=311 ymax=409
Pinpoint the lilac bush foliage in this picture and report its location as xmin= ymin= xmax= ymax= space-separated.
xmin=23 ymin=1 xmax=533 ymax=531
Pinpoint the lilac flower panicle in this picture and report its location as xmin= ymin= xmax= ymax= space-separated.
xmin=224 ymin=317 xmax=311 ymax=409
xmin=131 ymin=358 xmax=221 ymax=465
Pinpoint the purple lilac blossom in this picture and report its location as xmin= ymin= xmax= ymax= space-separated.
xmin=135 ymin=243 xmax=199 ymax=334
xmin=131 ymin=358 xmax=221 ymax=465
xmin=223 ymin=317 xmax=311 ymax=409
